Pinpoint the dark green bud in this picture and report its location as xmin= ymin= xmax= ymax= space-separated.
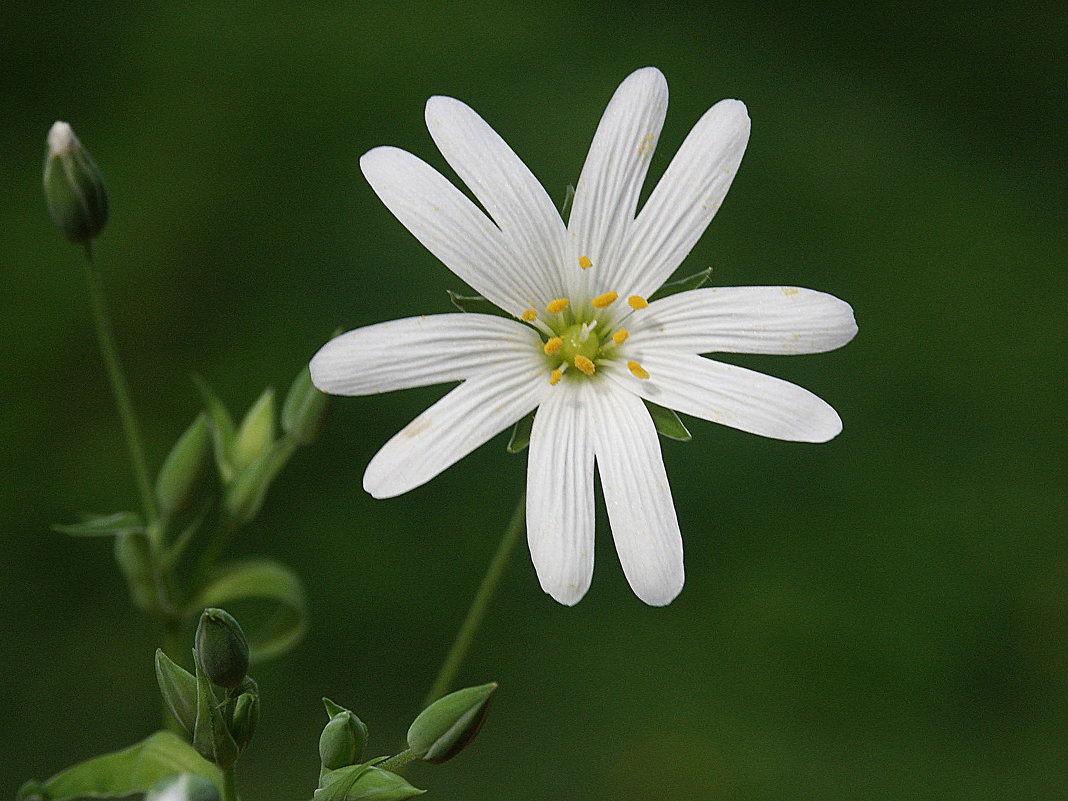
xmin=282 ymin=362 xmax=329 ymax=445
xmin=155 ymin=648 xmax=198 ymax=734
xmin=195 ymin=608 xmax=249 ymax=689
xmin=229 ymin=683 xmax=260 ymax=754
xmin=406 ymin=683 xmax=496 ymax=764
xmin=144 ymin=774 xmax=220 ymax=801
xmin=43 ymin=121 xmax=109 ymax=243
xmin=319 ymin=699 xmax=368 ymax=770
xmin=155 ymin=414 xmax=211 ymax=517
xmin=114 ymin=531 xmax=157 ymax=611
xmin=232 ymin=388 xmax=275 ymax=472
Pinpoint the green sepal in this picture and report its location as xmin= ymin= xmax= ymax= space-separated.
xmin=53 ymin=511 xmax=144 ymax=537
xmin=446 ymin=290 xmax=497 ymax=315
xmin=232 ymin=388 xmax=276 ymax=473
xmin=189 ymin=558 xmax=308 ymax=662
xmin=114 ymin=531 xmax=158 ymax=612
xmin=192 ymin=375 xmax=237 ymax=484
xmin=229 ymin=678 xmax=260 ymax=755
xmin=18 ymin=731 xmax=221 ymax=800
xmin=315 ymin=763 xmax=424 ymax=801
xmin=192 ymin=650 xmax=239 ymax=768
xmin=407 ymin=683 xmax=497 ymax=764
xmin=559 ymin=183 xmax=575 ymax=225
xmin=643 ymin=399 xmax=692 ymax=442
xmin=155 ymin=649 xmax=199 ymax=734
xmin=506 ymin=410 xmax=535 ymax=453
xmin=649 ymin=267 xmax=712 ymax=301
xmin=323 ymin=697 xmax=349 ymax=718
xmin=156 ymin=414 xmax=212 ymax=518
xmin=282 ymin=361 xmax=330 ymax=445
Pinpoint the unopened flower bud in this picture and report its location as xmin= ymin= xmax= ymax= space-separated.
xmin=155 ymin=414 xmax=211 ymax=517
xmin=195 ymin=608 xmax=249 ymax=689
xmin=232 ymin=388 xmax=275 ymax=472
xmin=282 ymin=363 xmax=329 ymax=445
xmin=145 ymin=774 xmax=220 ymax=801
xmin=229 ymin=679 xmax=260 ymax=754
xmin=319 ymin=699 xmax=368 ymax=770
xmin=43 ymin=121 xmax=109 ymax=243
xmin=406 ymin=683 xmax=496 ymax=764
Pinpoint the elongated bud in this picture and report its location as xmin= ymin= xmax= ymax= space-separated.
xmin=43 ymin=121 xmax=109 ymax=243
xmin=155 ymin=649 xmax=198 ymax=734
xmin=114 ymin=531 xmax=157 ymax=611
xmin=156 ymin=414 xmax=211 ymax=517
xmin=229 ymin=677 xmax=260 ymax=754
xmin=319 ymin=698 xmax=368 ymax=770
xmin=232 ymin=388 xmax=275 ymax=472
xmin=195 ymin=608 xmax=249 ymax=689
xmin=407 ymin=683 xmax=497 ymax=764
xmin=145 ymin=774 xmax=220 ymax=801
xmin=282 ymin=363 xmax=328 ymax=445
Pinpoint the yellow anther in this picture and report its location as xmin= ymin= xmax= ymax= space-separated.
xmin=627 ymin=360 xmax=650 ymax=380
xmin=613 ymin=328 xmax=629 ymax=345
xmin=521 ymin=308 xmax=537 ymax=322
xmin=628 ymin=295 xmax=648 ymax=310
xmin=546 ymin=298 xmax=570 ymax=314
xmin=579 ymin=255 xmax=593 ymax=270
xmin=592 ymin=291 xmax=618 ymax=308
xmin=549 ymin=369 xmax=562 ymax=386
xmin=543 ymin=337 xmax=563 ymax=355
xmin=574 ymin=355 xmax=595 ymax=376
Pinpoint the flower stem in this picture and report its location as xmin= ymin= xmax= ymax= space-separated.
xmin=81 ymin=244 xmax=158 ymax=524
xmin=376 ymin=748 xmax=417 ymax=773
xmin=422 ymin=491 xmax=525 ymax=709
xmin=220 ymin=764 xmax=239 ymax=801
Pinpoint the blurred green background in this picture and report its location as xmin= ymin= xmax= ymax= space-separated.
xmin=2 ymin=1 xmax=1064 ymax=799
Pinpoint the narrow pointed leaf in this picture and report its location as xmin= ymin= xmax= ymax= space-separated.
xmin=155 ymin=649 xmax=198 ymax=734
xmin=506 ymin=410 xmax=535 ymax=453
xmin=314 ymin=764 xmax=424 ymax=801
xmin=649 ymin=267 xmax=712 ymax=300
xmin=643 ymin=399 xmax=692 ymax=442
xmin=446 ymin=290 xmax=496 ymax=314
xmin=559 ymin=183 xmax=575 ymax=225
xmin=193 ymin=375 xmax=236 ymax=483
xmin=53 ymin=511 xmax=144 ymax=537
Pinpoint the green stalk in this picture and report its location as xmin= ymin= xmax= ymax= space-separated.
xmin=81 ymin=244 xmax=158 ymax=523
xmin=421 ymin=492 xmax=525 ymax=709
xmin=220 ymin=765 xmax=238 ymax=801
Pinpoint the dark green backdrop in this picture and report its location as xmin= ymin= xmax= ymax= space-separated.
xmin=2 ymin=1 xmax=1064 ymax=799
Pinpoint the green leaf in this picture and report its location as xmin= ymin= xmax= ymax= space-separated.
xmin=23 ymin=731 xmax=221 ymax=800
xmin=155 ymin=649 xmax=198 ymax=734
xmin=446 ymin=290 xmax=496 ymax=314
xmin=315 ymin=764 xmax=424 ymax=801
xmin=190 ymin=558 xmax=308 ymax=662
xmin=506 ymin=411 xmax=535 ymax=453
xmin=643 ymin=400 xmax=692 ymax=442
xmin=193 ymin=375 xmax=237 ymax=484
xmin=53 ymin=512 xmax=144 ymax=537
xmin=559 ymin=183 xmax=575 ymax=225
xmin=649 ymin=267 xmax=712 ymax=300
xmin=192 ymin=652 xmax=239 ymax=768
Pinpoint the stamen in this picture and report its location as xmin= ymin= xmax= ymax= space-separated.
xmin=574 ymin=355 xmax=595 ymax=376
xmin=549 ymin=369 xmax=562 ymax=386
xmin=627 ymin=295 xmax=648 ymax=310
xmin=546 ymin=298 xmax=570 ymax=314
xmin=543 ymin=337 xmax=563 ymax=355
xmin=592 ymin=291 xmax=618 ymax=308
xmin=521 ymin=308 xmax=537 ymax=322
xmin=579 ymin=255 xmax=592 ymax=270
xmin=627 ymin=360 xmax=650 ymax=380
xmin=612 ymin=328 xmax=629 ymax=345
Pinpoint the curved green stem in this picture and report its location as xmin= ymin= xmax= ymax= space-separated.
xmin=422 ymin=491 xmax=525 ymax=709
xmin=81 ymin=244 xmax=158 ymax=524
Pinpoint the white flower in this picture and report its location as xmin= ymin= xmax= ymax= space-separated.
xmin=311 ymin=67 xmax=857 ymax=606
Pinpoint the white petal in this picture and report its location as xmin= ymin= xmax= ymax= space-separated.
xmin=626 ymin=287 xmax=858 ymax=355
xmin=609 ymin=352 xmax=843 ymax=442
xmin=567 ymin=67 xmax=669 ymax=301
xmin=363 ymin=359 xmax=548 ymax=498
xmin=310 ymin=313 xmax=543 ymax=395
xmin=425 ymin=96 xmax=567 ymax=300
xmin=360 ymin=146 xmax=539 ymax=316
xmin=526 ymin=382 xmax=596 ymax=606
xmin=617 ymin=99 xmax=750 ymax=298
xmin=588 ymin=383 xmax=683 ymax=606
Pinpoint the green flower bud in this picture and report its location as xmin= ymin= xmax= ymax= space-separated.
xmin=319 ymin=700 xmax=368 ymax=770
xmin=316 ymin=765 xmax=424 ymax=801
xmin=114 ymin=531 xmax=157 ymax=611
xmin=232 ymin=388 xmax=275 ymax=473
xmin=43 ymin=121 xmax=109 ymax=243
xmin=145 ymin=773 xmax=220 ymax=801
xmin=229 ymin=682 xmax=260 ymax=754
xmin=282 ymin=363 xmax=329 ymax=445
xmin=195 ymin=608 xmax=249 ymax=689
xmin=155 ymin=648 xmax=198 ymax=734
xmin=155 ymin=414 xmax=211 ymax=517
xmin=406 ymin=683 xmax=496 ymax=764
